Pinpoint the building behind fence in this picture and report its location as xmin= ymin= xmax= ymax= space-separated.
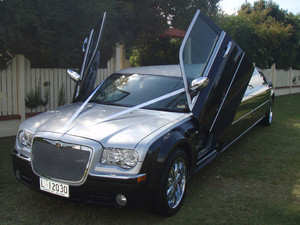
xmin=1 ymin=54 xmax=300 ymax=138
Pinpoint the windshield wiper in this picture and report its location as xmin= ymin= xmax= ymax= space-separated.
xmin=89 ymin=99 xmax=129 ymax=107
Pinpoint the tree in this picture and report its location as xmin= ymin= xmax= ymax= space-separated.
xmin=156 ymin=0 xmax=220 ymax=29
xmin=0 ymin=0 xmax=166 ymax=68
xmin=130 ymin=38 xmax=182 ymax=66
xmin=129 ymin=0 xmax=221 ymax=66
xmin=218 ymin=0 xmax=300 ymax=69
xmin=0 ymin=0 xmax=222 ymax=69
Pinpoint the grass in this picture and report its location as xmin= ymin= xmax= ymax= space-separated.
xmin=1 ymin=93 xmax=300 ymax=225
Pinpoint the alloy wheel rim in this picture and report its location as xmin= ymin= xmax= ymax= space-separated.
xmin=166 ymin=157 xmax=187 ymax=209
xmin=269 ymin=106 xmax=273 ymax=124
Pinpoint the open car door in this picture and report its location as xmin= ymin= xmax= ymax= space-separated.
xmin=179 ymin=10 xmax=254 ymax=140
xmin=72 ymin=12 xmax=107 ymax=102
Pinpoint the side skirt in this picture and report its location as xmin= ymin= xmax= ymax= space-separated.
xmin=190 ymin=115 xmax=265 ymax=177
xmin=192 ymin=150 xmax=218 ymax=175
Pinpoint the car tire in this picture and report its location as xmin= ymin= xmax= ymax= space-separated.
xmin=151 ymin=148 xmax=188 ymax=216
xmin=261 ymin=100 xmax=273 ymax=126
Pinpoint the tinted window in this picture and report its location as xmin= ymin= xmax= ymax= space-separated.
xmin=181 ymin=16 xmax=219 ymax=83
xmin=90 ymin=73 xmax=188 ymax=112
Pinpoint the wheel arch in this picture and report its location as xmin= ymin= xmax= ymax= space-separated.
xmin=142 ymin=128 xmax=195 ymax=193
xmin=146 ymin=132 xmax=192 ymax=216
xmin=156 ymin=130 xmax=193 ymax=173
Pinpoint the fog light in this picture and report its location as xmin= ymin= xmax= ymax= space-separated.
xmin=116 ymin=194 xmax=127 ymax=207
xmin=16 ymin=170 xmax=21 ymax=180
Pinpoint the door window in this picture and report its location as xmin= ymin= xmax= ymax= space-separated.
xmin=179 ymin=10 xmax=222 ymax=110
xmin=181 ymin=17 xmax=219 ymax=83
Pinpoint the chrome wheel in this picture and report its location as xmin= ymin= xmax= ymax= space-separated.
xmin=268 ymin=105 xmax=273 ymax=124
xmin=261 ymin=100 xmax=273 ymax=126
xmin=166 ymin=157 xmax=187 ymax=209
xmin=151 ymin=149 xmax=188 ymax=216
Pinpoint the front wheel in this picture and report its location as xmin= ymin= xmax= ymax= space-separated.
xmin=151 ymin=148 xmax=188 ymax=216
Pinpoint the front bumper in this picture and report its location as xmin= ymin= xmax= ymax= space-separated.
xmin=11 ymin=150 xmax=148 ymax=207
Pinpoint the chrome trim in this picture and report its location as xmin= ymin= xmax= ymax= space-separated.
xmin=268 ymin=104 xmax=273 ymax=124
xmin=221 ymin=116 xmax=264 ymax=153
xmin=231 ymin=99 xmax=269 ymax=125
xmin=196 ymin=150 xmax=217 ymax=166
xmin=179 ymin=9 xmax=200 ymax=109
xmin=13 ymin=150 xmax=31 ymax=162
xmin=191 ymin=77 xmax=209 ymax=91
xmin=31 ymin=137 xmax=93 ymax=185
xmin=67 ymin=69 xmax=80 ymax=82
xmin=43 ymin=139 xmax=82 ymax=150
xmin=223 ymin=41 xmax=232 ymax=58
xmin=202 ymin=31 xmax=226 ymax=78
xmin=89 ymin=172 xmax=146 ymax=180
xmin=166 ymin=157 xmax=187 ymax=208
xmin=82 ymin=37 xmax=88 ymax=52
xmin=209 ymin=53 xmax=245 ymax=132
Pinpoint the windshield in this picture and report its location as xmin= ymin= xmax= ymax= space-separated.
xmin=90 ymin=73 xmax=188 ymax=112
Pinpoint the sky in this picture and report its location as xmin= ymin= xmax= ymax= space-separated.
xmin=219 ymin=0 xmax=300 ymax=15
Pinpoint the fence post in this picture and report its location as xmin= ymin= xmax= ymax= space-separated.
xmin=16 ymin=55 xmax=27 ymax=123
xmin=271 ymin=63 xmax=276 ymax=90
xmin=289 ymin=67 xmax=293 ymax=94
xmin=119 ymin=43 xmax=125 ymax=70
xmin=115 ymin=45 xmax=120 ymax=71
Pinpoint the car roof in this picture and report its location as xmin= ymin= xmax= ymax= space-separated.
xmin=116 ymin=65 xmax=182 ymax=77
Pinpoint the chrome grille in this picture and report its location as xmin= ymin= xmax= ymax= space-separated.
xmin=32 ymin=138 xmax=92 ymax=183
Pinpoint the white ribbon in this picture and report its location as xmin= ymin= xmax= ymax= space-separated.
xmin=62 ymin=83 xmax=103 ymax=132
xmin=62 ymin=86 xmax=185 ymax=133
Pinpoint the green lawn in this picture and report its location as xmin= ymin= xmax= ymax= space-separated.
xmin=1 ymin=94 xmax=300 ymax=225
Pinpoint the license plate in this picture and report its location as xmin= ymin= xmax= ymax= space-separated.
xmin=40 ymin=177 xmax=69 ymax=198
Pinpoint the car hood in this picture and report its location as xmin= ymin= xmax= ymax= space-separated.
xmin=20 ymin=103 xmax=185 ymax=148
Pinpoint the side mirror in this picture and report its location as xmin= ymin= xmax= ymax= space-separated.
xmin=267 ymin=81 xmax=273 ymax=88
xmin=67 ymin=69 xmax=80 ymax=82
xmin=190 ymin=77 xmax=209 ymax=91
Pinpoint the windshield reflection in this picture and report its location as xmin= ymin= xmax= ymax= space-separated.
xmin=90 ymin=73 xmax=188 ymax=112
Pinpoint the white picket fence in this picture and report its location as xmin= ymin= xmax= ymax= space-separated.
xmin=0 ymin=55 xmax=111 ymax=116
xmin=262 ymin=64 xmax=300 ymax=96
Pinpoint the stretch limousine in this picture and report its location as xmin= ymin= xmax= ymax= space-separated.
xmin=12 ymin=10 xmax=274 ymax=216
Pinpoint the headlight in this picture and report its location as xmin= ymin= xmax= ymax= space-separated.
xmin=101 ymin=148 xmax=139 ymax=169
xmin=18 ymin=130 xmax=33 ymax=148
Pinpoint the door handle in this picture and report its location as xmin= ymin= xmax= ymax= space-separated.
xmin=223 ymin=41 xmax=232 ymax=58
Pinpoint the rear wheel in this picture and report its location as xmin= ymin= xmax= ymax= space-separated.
xmin=151 ymin=148 xmax=188 ymax=216
xmin=262 ymin=100 xmax=273 ymax=126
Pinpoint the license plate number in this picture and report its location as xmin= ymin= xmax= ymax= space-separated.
xmin=40 ymin=177 xmax=69 ymax=198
